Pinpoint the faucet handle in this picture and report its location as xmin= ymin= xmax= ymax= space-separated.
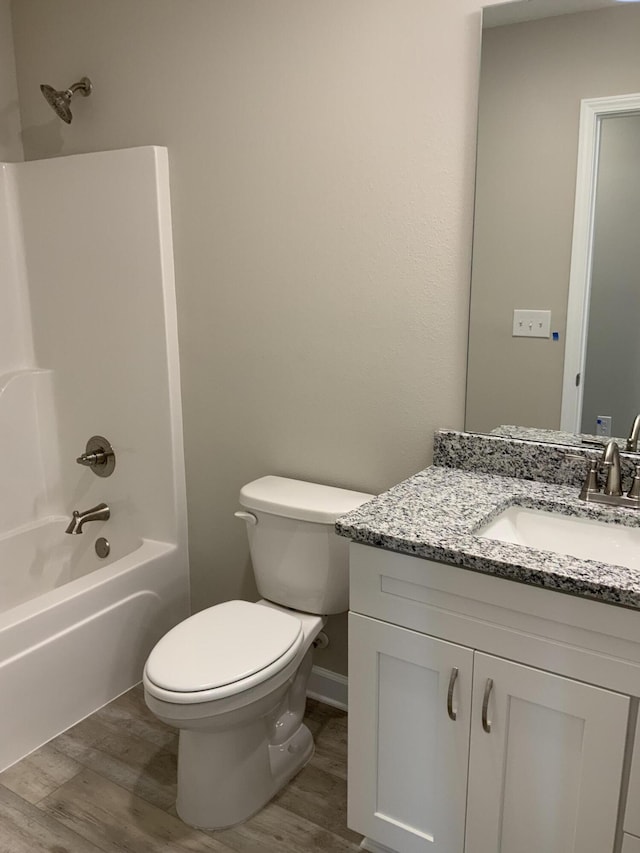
xmin=566 ymin=454 xmax=601 ymax=499
xmin=579 ymin=459 xmax=601 ymax=500
xmin=628 ymin=465 xmax=640 ymax=501
xmin=76 ymin=435 xmax=115 ymax=478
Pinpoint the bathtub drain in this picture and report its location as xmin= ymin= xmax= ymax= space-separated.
xmin=95 ymin=537 xmax=110 ymax=558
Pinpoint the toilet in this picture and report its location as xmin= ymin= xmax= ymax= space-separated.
xmin=143 ymin=475 xmax=373 ymax=830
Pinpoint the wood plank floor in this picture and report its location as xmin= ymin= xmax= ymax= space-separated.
xmin=0 ymin=686 xmax=363 ymax=852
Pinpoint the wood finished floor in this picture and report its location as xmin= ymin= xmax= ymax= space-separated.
xmin=0 ymin=686 xmax=363 ymax=852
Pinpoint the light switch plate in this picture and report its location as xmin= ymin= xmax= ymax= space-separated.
xmin=596 ymin=416 xmax=612 ymax=437
xmin=513 ymin=309 xmax=551 ymax=338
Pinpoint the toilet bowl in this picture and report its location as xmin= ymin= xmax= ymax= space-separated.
xmin=144 ymin=599 xmax=324 ymax=828
xmin=143 ymin=475 xmax=373 ymax=830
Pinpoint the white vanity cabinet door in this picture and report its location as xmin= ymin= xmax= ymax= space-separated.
xmin=348 ymin=613 xmax=473 ymax=853
xmin=465 ymin=653 xmax=629 ymax=853
xmin=625 ymin=722 xmax=640 ymax=837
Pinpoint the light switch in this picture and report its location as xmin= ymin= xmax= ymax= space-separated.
xmin=512 ymin=309 xmax=551 ymax=338
xmin=596 ymin=416 xmax=612 ymax=437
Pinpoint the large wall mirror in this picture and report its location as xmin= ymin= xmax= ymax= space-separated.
xmin=465 ymin=0 xmax=640 ymax=447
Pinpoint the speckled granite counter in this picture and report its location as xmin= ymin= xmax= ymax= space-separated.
xmin=489 ymin=424 xmax=624 ymax=448
xmin=336 ymin=466 xmax=640 ymax=610
xmin=433 ymin=429 xmax=639 ymax=488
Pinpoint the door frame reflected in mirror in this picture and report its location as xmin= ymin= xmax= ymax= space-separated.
xmin=561 ymin=92 xmax=640 ymax=433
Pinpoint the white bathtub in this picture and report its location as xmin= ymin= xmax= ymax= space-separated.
xmin=0 ymin=517 xmax=189 ymax=771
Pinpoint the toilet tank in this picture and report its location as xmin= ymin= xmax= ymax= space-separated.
xmin=238 ymin=476 xmax=374 ymax=615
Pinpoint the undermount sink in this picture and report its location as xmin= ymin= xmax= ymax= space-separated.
xmin=476 ymin=505 xmax=640 ymax=571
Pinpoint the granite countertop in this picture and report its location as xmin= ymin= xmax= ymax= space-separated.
xmin=336 ymin=466 xmax=640 ymax=610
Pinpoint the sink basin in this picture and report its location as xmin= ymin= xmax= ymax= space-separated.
xmin=476 ymin=505 xmax=640 ymax=571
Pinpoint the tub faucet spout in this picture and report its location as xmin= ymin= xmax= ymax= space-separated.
xmin=65 ymin=502 xmax=110 ymax=535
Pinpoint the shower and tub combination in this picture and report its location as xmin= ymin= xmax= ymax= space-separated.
xmin=0 ymin=145 xmax=189 ymax=771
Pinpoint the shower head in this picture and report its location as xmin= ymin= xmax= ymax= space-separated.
xmin=40 ymin=77 xmax=92 ymax=124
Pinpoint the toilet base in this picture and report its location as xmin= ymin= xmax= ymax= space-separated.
xmin=176 ymin=721 xmax=314 ymax=830
xmin=269 ymin=721 xmax=314 ymax=792
xmin=145 ymin=608 xmax=325 ymax=831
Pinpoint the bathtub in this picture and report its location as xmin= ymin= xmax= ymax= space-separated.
xmin=0 ymin=517 xmax=189 ymax=771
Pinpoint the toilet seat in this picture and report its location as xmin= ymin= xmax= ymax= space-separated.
xmin=144 ymin=600 xmax=304 ymax=704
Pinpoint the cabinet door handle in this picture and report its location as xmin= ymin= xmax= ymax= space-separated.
xmin=447 ymin=667 xmax=459 ymax=721
xmin=482 ymin=677 xmax=494 ymax=733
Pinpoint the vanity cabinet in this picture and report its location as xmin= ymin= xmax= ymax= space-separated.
xmin=348 ymin=543 xmax=639 ymax=853
xmin=626 ymin=725 xmax=640 ymax=837
xmin=464 ymin=653 xmax=627 ymax=853
xmin=349 ymin=614 xmax=473 ymax=853
xmin=622 ymin=836 xmax=640 ymax=853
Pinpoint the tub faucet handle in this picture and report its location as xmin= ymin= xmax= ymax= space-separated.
xmin=78 ymin=450 xmax=107 ymax=466
xmin=76 ymin=436 xmax=116 ymax=477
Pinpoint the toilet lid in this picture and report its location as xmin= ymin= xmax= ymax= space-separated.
xmin=144 ymin=600 xmax=303 ymax=693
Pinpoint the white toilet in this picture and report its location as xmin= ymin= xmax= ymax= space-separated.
xmin=143 ymin=475 xmax=372 ymax=830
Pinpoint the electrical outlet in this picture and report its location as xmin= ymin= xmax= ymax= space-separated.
xmin=596 ymin=416 xmax=612 ymax=437
xmin=512 ymin=309 xmax=551 ymax=338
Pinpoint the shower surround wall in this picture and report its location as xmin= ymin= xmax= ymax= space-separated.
xmin=0 ymin=146 xmax=189 ymax=769
xmin=0 ymin=162 xmax=59 ymax=531
xmin=15 ymin=147 xmax=187 ymax=547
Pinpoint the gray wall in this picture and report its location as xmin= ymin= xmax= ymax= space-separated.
xmin=0 ymin=0 xmax=22 ymax=160
xmin=11 ymin=0 xmax=486 ymax=675
xmin=466 ymin=6 xmax=640 ymax=434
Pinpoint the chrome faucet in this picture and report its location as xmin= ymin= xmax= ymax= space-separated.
xmin=577 ymin=440 xmax=639 ymax=509
xmin=65 ymin=502 xmax=110 ymax=534
xmin=627 ymin=414 xmax=640 ymax=453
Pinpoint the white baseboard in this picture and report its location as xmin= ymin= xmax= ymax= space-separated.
xmin=306 ymin=665 xmax=348 ymax=711
xmin=360 ymin=838 xmax=398 ymax=853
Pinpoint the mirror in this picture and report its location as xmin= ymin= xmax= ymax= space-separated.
xmin=465 ymin=0 xmax=640 ymax=448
